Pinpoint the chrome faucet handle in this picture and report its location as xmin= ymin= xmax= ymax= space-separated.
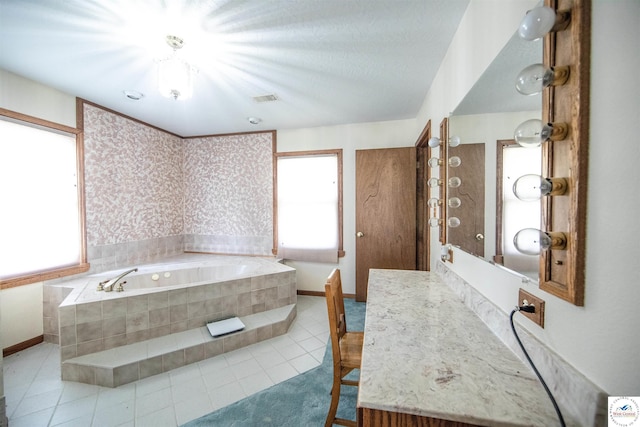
xmin=116 ymin=281 xmax=126 ymax=292
xmin=97 ymin=280 xmax=107 ymax=291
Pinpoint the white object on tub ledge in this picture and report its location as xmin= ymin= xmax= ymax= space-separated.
xmin=206 ymin=316 xmax=245 ymax=337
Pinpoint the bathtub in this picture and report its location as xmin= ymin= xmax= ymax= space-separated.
xmin=51 ymin=254 xmax=297 ymax=364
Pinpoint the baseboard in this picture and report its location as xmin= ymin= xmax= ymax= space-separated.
xmin=3 ymin=335 xmax=43 ymax=357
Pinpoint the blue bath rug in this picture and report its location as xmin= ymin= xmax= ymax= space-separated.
xmin=181 ymin=298 xmax=366 ymax=427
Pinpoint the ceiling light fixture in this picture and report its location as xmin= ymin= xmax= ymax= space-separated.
xmin=247 ymin=117 xmax=262 ymax=125
xmin=158 ymin=35 xmax=197 ymax=100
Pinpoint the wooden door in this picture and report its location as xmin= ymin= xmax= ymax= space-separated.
xmin=447 ymin=143 xmax=485 ymax=257
xmin=355 ymin=147 xmax=416 ymax=301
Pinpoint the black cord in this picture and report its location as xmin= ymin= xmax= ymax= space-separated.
xmin=510 ymin=309 xmax=566 ymax=427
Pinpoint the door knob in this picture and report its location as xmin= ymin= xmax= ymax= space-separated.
xmin=356 ymin=231 xmax=364 ymax=238
xmin=475 ymin=233 xmax=484 ymax=241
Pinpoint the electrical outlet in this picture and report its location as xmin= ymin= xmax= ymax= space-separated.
xmin=518 ymin=289 xmax=545 ymax=328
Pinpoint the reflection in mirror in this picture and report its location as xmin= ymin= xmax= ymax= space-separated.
xmin=447 ymin=30 xmax=542 ymax=280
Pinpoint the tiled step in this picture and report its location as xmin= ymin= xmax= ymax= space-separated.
xmin=62 ymin=304 xmax=296 ymax=387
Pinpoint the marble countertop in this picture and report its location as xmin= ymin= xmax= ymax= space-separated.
xmin=358 ymin=269 xmax=562 ymax=426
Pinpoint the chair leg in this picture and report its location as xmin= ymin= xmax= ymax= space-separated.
xmin=325 ymin=380 xmax=340 ymax=427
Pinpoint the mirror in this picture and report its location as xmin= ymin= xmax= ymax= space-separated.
xmin=447 ymin=31 xmax=542 ymax=280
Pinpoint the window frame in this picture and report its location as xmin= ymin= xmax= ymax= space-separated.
xmin=0 ymin=108 xmax=89 ymax=289
xmin=273 ymin=149 xmax=344 ymax=259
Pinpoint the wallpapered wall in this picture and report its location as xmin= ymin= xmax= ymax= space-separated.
xmin=83 ymin=103 xmax=274 ymax=272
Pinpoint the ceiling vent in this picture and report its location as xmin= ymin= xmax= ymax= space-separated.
xmin=253 ymin=94 xmax=278 ymax=103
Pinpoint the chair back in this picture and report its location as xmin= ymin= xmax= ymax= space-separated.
xmin=325 ymin=268 xmax=347 ymax=362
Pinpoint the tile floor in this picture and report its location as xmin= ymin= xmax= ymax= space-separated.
xmin=3 ymin=295 xmax=329 ymax=427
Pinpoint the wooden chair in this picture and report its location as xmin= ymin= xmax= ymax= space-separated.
xmin=324 ymin=268 xmax=364 ymax=427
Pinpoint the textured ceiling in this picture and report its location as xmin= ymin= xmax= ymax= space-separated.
xmin=0 ymin=0 xmax=470 ymax=137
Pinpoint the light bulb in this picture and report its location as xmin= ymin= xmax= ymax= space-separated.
xmin=514 ymin=119 xmax=568 ymax=147
xmin=428 ymin=137 xmax=441 ymax=148
xmin=518 ymin=6 xmax=571 ymax=41
xmin=514 ymin=228 xmax=567 ymax=255
xmin=448 ymin=156 xmax=461 ymax=168
xmin=428 ymin=198 xmax=441 ymax=208
xmin=428 ymin=218 xmax=441 ymax=227
xmin=448 ymin=177 xmax=461 ymax=188
xmin=513 ymin=175 xmax=568 ymax=201
xmin=448 ymin=197 xmax=461 ymax=208
xmin=428 ymin=157 xmax=442 ymax=168
xmin=449 ymin=136 xmax=461 ymax=147
xmin=516 ymin=64 xmax=570 ymax=95
xmin=428 ymin=178 xmax=441 ymax=188
xmin=448 ymin=217 xmax=461 ymax=228
xmin=519 ymin=6 xmax=557 ymax=41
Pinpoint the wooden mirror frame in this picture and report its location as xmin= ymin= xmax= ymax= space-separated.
xmin=539 ymin=0 xmax=590 ymax=305
xmin=438 ymin=117 xmax=449 ymax=245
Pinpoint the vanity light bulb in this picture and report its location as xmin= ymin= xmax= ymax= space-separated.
xmin=448 ymin=197 xmax=461 ymax=208
xmin=447 ymin=217 xmax=461 ymax=228
xmin=428 ymin=198 xmax=441 ymax=208
xmin=516 ymin=64 xmax=570 ymax=96
xmin=518 ymin=6 xmax=557 ymax=41
xmin=514 ymin=228 xmax=567 ymax=255
xmin=513 ymin=174 xmax=548 ymax=201
xmin=514 ymin=119 xmax=544 ymax=148
xmin=428 ymin=178 xmax=441 ymax=188
xmin=428 ymin=218 xmax=441 ymax=228
xmin=513 ymin=174 xmax=569 ymax=201
xmin=448 ymin=156 xmax=462 ymax=168
xmin=428 ymin=137 xmax=441 ymax=148
xmin=428 ymin=157 xmax=442 ymax=168
xmin=514 ymin=119 xmax=567 ymax=147
xmin=449 ymin=136 xmax=461 ymax=148
xmin=448 ymin=177 xmax=462 ymax=188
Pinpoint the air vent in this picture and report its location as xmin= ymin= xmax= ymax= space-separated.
xmin=253 ymin=94 xmax=278 ymax=103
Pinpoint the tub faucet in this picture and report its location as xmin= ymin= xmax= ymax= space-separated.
xmin=98 ymin=268 xmax=138 ymax=292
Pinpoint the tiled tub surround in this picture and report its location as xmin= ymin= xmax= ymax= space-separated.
xmin=435 ymin=261 xmax=607 ymax=427
xmin=46 ymin=254 xmax=297 ymax=387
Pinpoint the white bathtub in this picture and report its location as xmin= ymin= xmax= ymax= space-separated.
xmin=52 ymin=254 xmax=297 ymax=362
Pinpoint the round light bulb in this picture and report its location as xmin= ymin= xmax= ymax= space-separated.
xmin=519 ymin=6 xmax=557 ymax=41
xmin=516 ymin=64 xmax=554 ymax=95
xmin=428 ymin=157 xmax=442 ymax=168
xmin=428 ymin=218 xmax=441 ymax=228
xmin=448 ymin=156 xmax=461 ymax=168
xmin=448 ymin=177 xmax=461 ymax=188
xmin=428 ymin=178 xmax=441 ymax=188
xmin=514 ymin=119 xmax=547 ymax=148
xmin=428 ymin=198 xmax=441 ymax=208
xmin=448 ymin=197 xmax=461 ymax=208
xmin=514 ymin=228 xmax=567 ymax=255
xmin=449 ymin=136 xmax=461 ymax=147
xmin=513 ymin=174 xmax=551 ymax=201
xmin=428 ymin=137 xmax=441 ymax=148
xmin=516 ymin=64 xmax=570 ymax=95
xmin=448 ymin=217 xmax=461 ymax=228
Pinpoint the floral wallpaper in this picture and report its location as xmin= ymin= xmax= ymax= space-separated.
xmin=83 ymin=103 xmax=274 ymax=267
xmin=183 ymin=134 xmax=273 ymax=237
xmin=83 ymin=104 xmax=184 ymax=246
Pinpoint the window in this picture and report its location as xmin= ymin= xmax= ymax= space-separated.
xmin=274 ymin=149 xmax=343 ymax=263
xmin=0 ymin=110 xmax=88 ymax=288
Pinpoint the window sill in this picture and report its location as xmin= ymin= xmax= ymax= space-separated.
xmin=0 ymin=263 xmax=90 ymax=290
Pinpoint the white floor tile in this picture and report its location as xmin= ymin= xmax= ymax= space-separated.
xmin=174 ymin=395 xmax=214 ymax=426
xmin=11 ymin=388 xmax=62 ymax=419
xmin=136 ymin=406 xmax=177 ymax=427
xmin=92 ymin=399 xmax=135 ymax=427
xmin=238 ymin=371 xmax=274 ymax=395
xmin=8 ymin=406 xmax=55 ymax=427
xmin=170 ymin=376 xmax=208 ymax=405
xmin=276 ymin=342 xmax=307 ymax=361
xmin=134 ymin=373 xmax=171 ymax=398
xmin=254 ymin=349 xmax=286 ymax=370
xmin=265 ymin=362 xmax=298 ymax=384
xmin=289 ymin=353 xmax=322 ymax=373
xmin=136 ymin=387 xmax=173 ymax=418
xmin=208 ymin=382 xmax=246 ymax=411
xmin=229 ymin=357 xmax=262 ymax=380
xmin=49 ymin=394 xmax=98 ymax=426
